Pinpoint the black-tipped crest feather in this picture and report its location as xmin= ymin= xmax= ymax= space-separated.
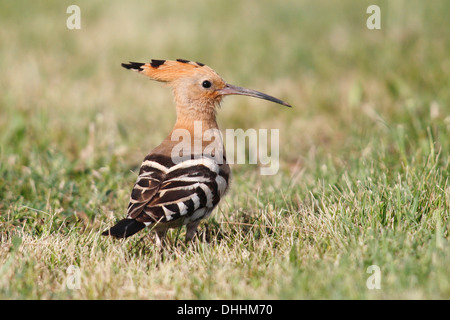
xmin=121 ymin=62 xmax=145 ymax=71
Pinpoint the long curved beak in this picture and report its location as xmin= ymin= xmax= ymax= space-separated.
xmin=218 ymin=84 xmax=292 ymax=108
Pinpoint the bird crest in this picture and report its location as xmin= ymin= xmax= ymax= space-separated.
xmin=121 ymin=59 xmax=216 ymax=83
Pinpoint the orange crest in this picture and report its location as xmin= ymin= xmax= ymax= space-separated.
xmin=122 ymin=59 xmax=213 ymax=83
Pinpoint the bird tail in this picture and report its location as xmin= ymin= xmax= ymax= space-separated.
xmin=101 ymin=218 xmax=145 ymax=238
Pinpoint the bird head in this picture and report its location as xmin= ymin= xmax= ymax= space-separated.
xmin=122 ymin=59 xmax=292 ymax=113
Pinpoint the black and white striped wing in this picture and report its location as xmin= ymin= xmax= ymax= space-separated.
xmin=134 ymin=158 xmax=229 ymax=226
xmin=126 ymin=157 xmax=167 ymax=219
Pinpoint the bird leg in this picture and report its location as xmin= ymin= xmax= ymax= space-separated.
xmin=155 ymin=229 xmax=167 ymax=248
xmin=185 ymin=220 xmax=201 ymax=243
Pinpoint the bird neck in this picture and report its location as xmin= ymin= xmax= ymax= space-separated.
xmin=174 ymin=103 xmax=219 ymax=134
xmin=162 ymin=102 xmax=223 ymax=157
xmin=151 ymin=103 xmax=224 ymax=162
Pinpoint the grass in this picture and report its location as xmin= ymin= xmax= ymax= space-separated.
xmin=0 ymin=0 xmax=449 ymax=299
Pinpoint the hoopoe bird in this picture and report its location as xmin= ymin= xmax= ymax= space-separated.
xmin=102 ymin=58 xmax=291 ymax=244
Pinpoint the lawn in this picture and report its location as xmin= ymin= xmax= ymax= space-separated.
xmin=0 ymin=0 xmax=448 ymax=299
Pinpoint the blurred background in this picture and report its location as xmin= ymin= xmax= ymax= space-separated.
xmin=1 ymin=0 xmax=448 ymax=166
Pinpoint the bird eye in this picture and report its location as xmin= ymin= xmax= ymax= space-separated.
xmin=202 ymin=80 xmax=212 ymax=89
